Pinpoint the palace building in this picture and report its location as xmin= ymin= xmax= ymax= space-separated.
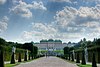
xmin=33 ymin=39 xmax=67 ymax=51
xmin=33 ymin=39 xmax=76 ymax=55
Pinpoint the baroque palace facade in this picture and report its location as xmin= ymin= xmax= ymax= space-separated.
xmin=33 ymin=39 xmax=67 ymax=51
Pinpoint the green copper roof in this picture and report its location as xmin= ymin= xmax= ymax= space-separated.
xmin=55 ymin=40 xmax=62 ymax=42
xmin=40 ymin=40 xmax=48 ymax=42
xmin=48 ymin=39 xmax=54 ymax=42
xmin=40 ymin=39 xmax=62 ymax=43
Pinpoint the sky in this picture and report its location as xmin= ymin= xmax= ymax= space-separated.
xmin=0 ymin=0 xmax=100 ymax=43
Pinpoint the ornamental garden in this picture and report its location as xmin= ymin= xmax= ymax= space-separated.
xmin=0 ymin=37 xmax=99 ymax=67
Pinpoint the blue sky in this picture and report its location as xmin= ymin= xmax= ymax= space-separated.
xmin=0 ymin=0 xmax=100 ymax=43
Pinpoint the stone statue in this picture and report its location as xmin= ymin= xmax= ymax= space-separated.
xmin=84 ymin=47 xmax=88 ymax=62
xmin=12 ymin=46 xmax=16 ymax=53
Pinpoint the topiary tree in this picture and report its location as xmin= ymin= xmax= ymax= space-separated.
xmin=71 ymin=53 xmax=74 ymax=61
xmin=24 ymin=51 xmax=27 ymax=61
xmin=69 ymin=53 xmax=70 ymax=60
xmin=76 ymin=52 xmax=80 ymax=63
xmin=0 ymin=46 xmax=4 ymax=67
xmin=63 ymin=46 xmax=69 ymax=60
xmin=81 ymin=51 xmax=86 ymax=65
xmin=10 ymin=52 xmax=15 ymax=64
xmin=33 ymin=46 xmax=38 ymax=59
xmin=28 ymin=53 xmax=31 ymax=60
xmin=92 ymin=52 xmax=97 ymax=67
xmin=18 ymin=53 xmax=21 ymax=62
xmin=31 ymin=53 xmax=34 ymax=60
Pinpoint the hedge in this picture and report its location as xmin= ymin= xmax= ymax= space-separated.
xmin=2 ymin=46 xmax=30 ymax=61
xmin=74 ymin=46 xmax=100 ymax=63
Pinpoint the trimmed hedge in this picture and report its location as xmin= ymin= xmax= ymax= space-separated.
xmin=75 ymin=46 xmax=100 ymax=63
xmin=2 ymin=46 xmax=30 ymax=61
xmin=0 ymin=46 xmax=4 ymax=67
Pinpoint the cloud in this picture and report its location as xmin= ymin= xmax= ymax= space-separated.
xmin=78 ymin=5 xmax=100 ymax=19
xmin=54 ymin=6 xmax=77 ymax=27
xmin=31 ymin=1 xmax=47 ymax=10
xmin=20 ymin=22 xmax=83 ymax=42
xmin=0 ymin=0 xmax=6 ymax=5
xmin=51 ymin=0 xmax=71 ymax=2
xmin=53 ymin=4 xmax=100 ymax=39
xmin=21 ymin=31 xmax=33 ymax=41
xmin=10 ymin=0 xmax=47 ymax=18
xmin=17 ymin=0 xmax=100 ymax=42
xmin=20 ymin=22 xmax=57 ymax=42
xmin=32 ymin=23 xmax=57 ymax=33
xmin=0 ymin=16 xmax=9 ymax=33
xmin=20 ymin=4 xmax=100 ymax=42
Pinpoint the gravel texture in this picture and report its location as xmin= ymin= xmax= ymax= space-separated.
xmin=15 ymin=56 xmax=78 ymax=67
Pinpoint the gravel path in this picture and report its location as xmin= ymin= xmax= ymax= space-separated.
xmin=15 ymin=56 xmax=78 ymax=67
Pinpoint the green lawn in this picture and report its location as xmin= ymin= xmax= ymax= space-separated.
xmin=77 ymin=64 xmax=92 ymax=67
xmin=5 ymin=63 xmax=20 ymax=67
xmin=5 ymin=59 xmax=35 ymax=67
xmin=5 ymin=57 xmax=41 ymax=67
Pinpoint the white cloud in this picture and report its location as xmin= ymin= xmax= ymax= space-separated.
xmin=0 ymin=0 xmax=6 ymax=4
xmin=53 ymin=5 xmax=100 ymax=40
xmin=20 ymin=22 xmax=84 ymax=42
xmin=78 ymin=5 xmax=100 ymax=19
xmin=31 ymin=1 xmax=47 ymax=10
xmin=10 ymin=0 xmax=47 ymax=18
xmin=54 ymin=6 xmax=77 ymax=27
xmin=32 ymin=23 xmax=57 ymax=33
xmin=21 ymin=31 xmax=33 ymax=41
xmin=0 ymin=16 xmax=9 ymax=33
xmin=51 ymin=0 xmax=71 ymax=2
xmin=17 ymin=1 xmax=100 ymax=42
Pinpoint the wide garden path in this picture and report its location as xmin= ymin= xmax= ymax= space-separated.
xmin=15 ymin=56 xmax=78 ymax=67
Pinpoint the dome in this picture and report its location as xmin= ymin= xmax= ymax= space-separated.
xmin=48 ymin=39 xmax=54 ymax=42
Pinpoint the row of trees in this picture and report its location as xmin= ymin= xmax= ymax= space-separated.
xmin=63 ymin=46 xmax=97 ymax=67
xmin=62 ymin=38 xmax=99 ymax=67
xmin=74 ymin=38 xmax=100 ymax=49
xmin=0 ymin=37 xmax=38 ymax=67
xmin=0 ymin=37 xmax=38 ymax=59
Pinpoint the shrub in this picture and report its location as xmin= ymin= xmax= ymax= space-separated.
xmin=81 ymin=51 xmax=86 ymax=65
xmin=24 ymin=51 xmax=27 ymax=61
xmin=92 ymin=52 xmax=97 ymax=67
xmin=18 ymin=53 xmax=21 ymax=62
xmin=0 ymin=46 xmax=4 ymax=67
xmin=69 ymin=53 xmax=70 ymax=60
xmin=10 ymin=52 xmax=15 ymax=64
xmin=76 ymin=52 xmax=80 ymax=63
xmin=28 ymin=53 xmax=31 ymax=60
xmin=71 ymin=53 xmax=74 ymax=61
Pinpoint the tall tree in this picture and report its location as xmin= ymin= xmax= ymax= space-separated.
xmin=0 ymin=46 xmax=4 ymax=67
xmin=10 ymin=52 xmax=15 ymax=64
xmin=18 ymin=53 xmax=21 ymax=62
xmin=63 ymin=46 xmax=69 ymax=59
xmin=92 ymin=53 xmax=97 ymax=67
xmin=24 ymin=51 xmax=27 ymax=61
xmin=76 ymin=52 xmax=80 ymax=63
xmin=71 ymin=53 xmax=74 ymax=61
xmin=81 ymin=51 xmax=86 ymax=65
xmin=0 ymin=38 xmax=6 ymax=46
xmin=33 ymin=46 xmax=38 ymax=58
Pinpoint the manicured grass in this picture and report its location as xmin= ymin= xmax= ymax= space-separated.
xmin=5 ymin=57 xmax=41 ymax=67
xmin=5 ymin=63 xmax=20 ymax=67
xmin=77 ymin=64 xmax=92 ymax=67
xmin=5 ymin=59 xmax=34 ymax=67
